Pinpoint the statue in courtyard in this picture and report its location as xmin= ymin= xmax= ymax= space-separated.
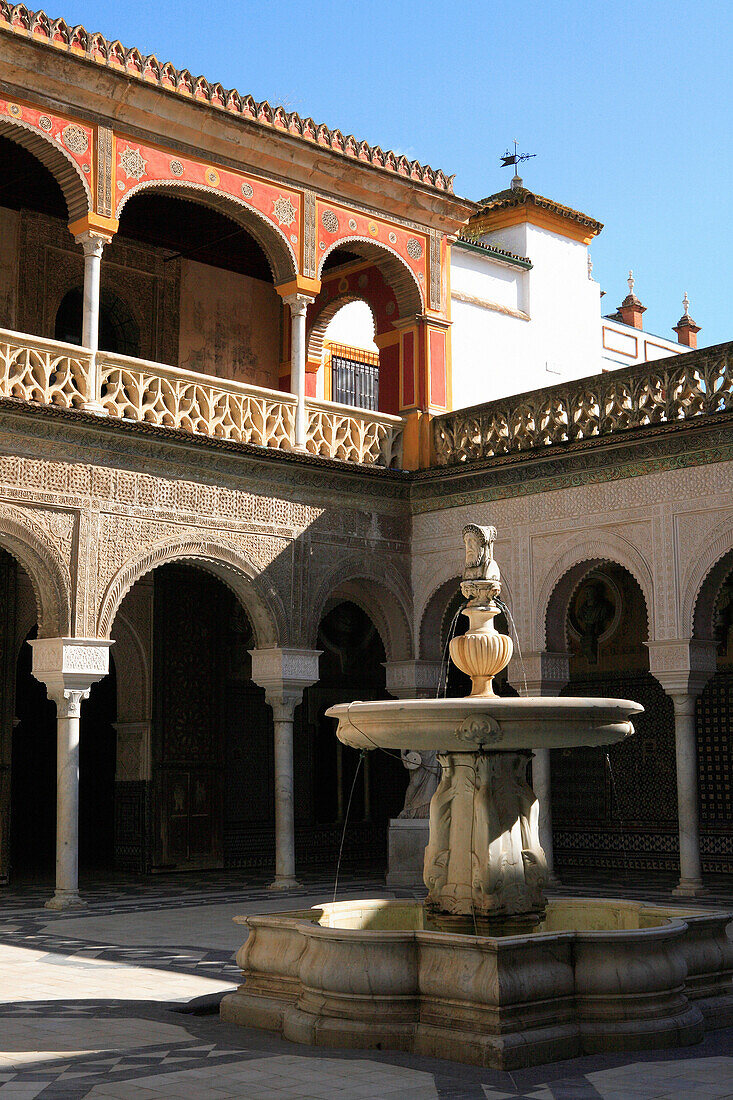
xmin=397 ymin=749 xmax=439 ymax=819
xmin=461 ymin=524 xmax=502 ymax=603
xmin=574 ymin=579 xmax=614 ymax=664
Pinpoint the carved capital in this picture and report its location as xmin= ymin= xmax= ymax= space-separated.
xmin=30 ymin=637 xmax=113 ymax=703
xmin=508 ymin=650 xmax=569 ymax=696
xmin=282 ymin=293 xmax=314 ymax=316
xmin=52 ymin=688 xmax=90 ymax=720
xmin=384 ymin=659 xmax=442 ymax=699
xmin=646 ymin=638 xmax=717 ymax=698
xmin=249 ymin=647 xmax=321 ymax=700
xmin=74 ymin=231 xmax=107 ymax=260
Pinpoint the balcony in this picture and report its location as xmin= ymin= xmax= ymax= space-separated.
xmin=432 ymin=343 xmax=733 ymax=466
xmin=0 ymin=329 xmax=404 ymax=468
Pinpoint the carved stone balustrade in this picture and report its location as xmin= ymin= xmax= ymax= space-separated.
xmin=0 ymin=328 xmax=92 ymax=409
xmin=305 ymin=398 xmax=404 ymax=467
xmin=432 ymin=343 xmax=733 ymax=466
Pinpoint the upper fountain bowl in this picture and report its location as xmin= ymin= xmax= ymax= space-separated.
xmin=326 ymin=696 xmax=644 ymax=753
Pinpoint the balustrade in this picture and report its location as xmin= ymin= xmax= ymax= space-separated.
xmin=0 ymin=329 xmax=92 ymax=409
xmin=433 ymin=344 xmax=733 ymax=466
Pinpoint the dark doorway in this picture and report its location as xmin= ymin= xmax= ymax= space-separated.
xmin=54 ymin=286 xmax=141 ymax=357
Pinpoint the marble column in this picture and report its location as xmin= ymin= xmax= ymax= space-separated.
xmin=29 ymin=638 xmax=113 ymax=909
xmin=647 ymin=639 xmax=716 ymax=898
xmin=284 ymin=294 xmax=312 ymax=451
xmin=670 ymin=692 xmax=705 ymax=896
xmin=507 ymin=650 xmax=568 ymax=887
xmin=75 ymin=231 xmax=109 ymax=415
xmin=250 ymin=647 xmax=320 ymax=890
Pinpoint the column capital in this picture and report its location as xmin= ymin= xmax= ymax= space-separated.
xmin=507 ymin=650 xmax=569 ymax=697
xmin=280 ymin=292 xmax=315 ymax=315
xmin=30 ymin=637 xmax=113 ymax=700
xmin=74 ymin=230 xmax=107 ymax=259
xmin=249 ymin=646 xmax=320 ymax=699
xmin=275 ymin=275 xmax=321 ymax=303
xmin=384 ymin=659 xmax=442 ymax=699
xmin=646 ymin=638 xmax=717 ymax=698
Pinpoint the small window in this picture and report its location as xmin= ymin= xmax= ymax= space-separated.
xmin=331 ymin=351 xmax=379 ymax=411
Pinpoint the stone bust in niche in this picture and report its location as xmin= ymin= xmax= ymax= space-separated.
xmin=461 ymin=524 xmax=502 ymax=604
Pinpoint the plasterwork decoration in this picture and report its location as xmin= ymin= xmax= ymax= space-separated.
xmin=302 ymin=190 xmax=317 ymax=280
xmin=0 ymin=501 xmax=74 ymax=638
xmin=169 ymin=159 xmax=184 ymax=176
xmin=38 ymin=114 xmax=52 ymax=131
xmin=96 ymin=126 xmax=113 ymax=218
xmin=206 ymin=167 xmax=220 ymax=186
xmin=406 ymin=236 xmax=423 ymax=259
xmin=241 ymin=180 xmax=254 ymax=199
xmin=348 ymin=218 xmax=357 ymax=231
xmin=429 ymin=229 xmax=442 ymax=311
xmin=388 ymin=231 xmax=397 ymax=244
xmin=321 ymin=210 xmax=339 ymax=234
xmin=272 ymin=195 xmax=297 ymax=228
xmin=61 ymin=124 xmax=88 ymax=154
xmin=118 ymin=145 xmax=147 ymax=180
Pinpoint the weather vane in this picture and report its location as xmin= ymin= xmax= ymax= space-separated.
xmin=500 ymin=140 xmax=536 ymax=187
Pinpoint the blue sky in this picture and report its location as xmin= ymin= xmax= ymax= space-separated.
xmin=56 ymin=0 xmax=731 ymax=346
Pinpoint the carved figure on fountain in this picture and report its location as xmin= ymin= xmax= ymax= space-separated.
xmin=397 ymin=749 xmax=438 ymax=819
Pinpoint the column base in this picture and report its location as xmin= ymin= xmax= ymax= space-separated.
xmin=45 ymin=891 xmax=87 ymax=910
xmin=673 ymin=880 xmax=707 ymax=898
xmin=268 ymin=877 xmax=301 ymax=891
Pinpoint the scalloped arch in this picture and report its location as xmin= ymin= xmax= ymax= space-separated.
xmin=96 ymin=536 xmax=284 ymax=645
xmin=115 ymin=179 xmax=298 ymax=284
xmin=539 ymin=536 xmax=654 ymax=651
xmin=0 ymin=115 xmax=92 ymax=222
xmin=306 ymin=294 xmax=376 ymax=364
xmin=317 ymin=237 xmax=424 ymax=318
xmin=307 ymin=555 xmax=413 ymax=661
xmin=683 ymin=516 xmax=733 ymax=639
xmin=0 ymin=505 xmax=72 ymax=637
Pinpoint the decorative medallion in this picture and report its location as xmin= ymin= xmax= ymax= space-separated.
xmin=358 ymin=273 xmax=368 ymax=289
xmin=321 ymin=209 xmax=339 ymax=234
xmin=117 ymin=180 xmax=125 ymax=191
xmin=348 ymin=218 xmax=357 ymax=231
xmin=418 ymin=271 xmax=424 ymax=280
xmin=241 ymin=181 xmax=254 ymax=199
xmin=206 ymin=167 xmax=220 ymax=186
xmin=385 ymin=300 xmax=396 ymax=316
xmin=82 ymin=163 xmax=90 ymax=173
xmin=8 ymin=103 xmax=21 ymax=117
xmin=455 ymin=714 xmax=502 ymax=746
xmin=38 ymin=115 xmax=52 ymax=132
xmin=62 ymin=124 xmax=89 ymax=154
xmin=368 ymin=222 xmax=378 ymax=236
xmin=169 ymin=159 xmax=184 ymax=176
xmin=338 ymin=277 xmax=349 ymax=293
xmin=118 ymin=146 xmax=147 ymax=180
xmin=319 ymin=241 xmax=326 ymax=250
xmin=272 ymin=195 xmax=297 ymax=228
xmin=388 ymin=231 xmax=397 ymax=244
xmin=290 ymin=234 xmax=298 ymax=243
xmin=407 ymin=236 xmax=423 ymax=259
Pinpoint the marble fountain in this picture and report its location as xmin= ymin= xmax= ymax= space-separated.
xmin=221 ymin=525 xmax=733 ymax=1069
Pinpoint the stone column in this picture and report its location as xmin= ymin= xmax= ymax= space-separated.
xmin=648 ymin=639 xmax=717 ymax=898
xmin=507 ymin=650 xmax=568 ymax=887
xmin=250 ymin=647 xmax=320 ymax=890
xmin=29 ymin=638 xmax=113 ymax=909
xmin=75 ymin=231 xmax=109 ymax=415
xmin=283 ymin=294 xmax=312 ymax=451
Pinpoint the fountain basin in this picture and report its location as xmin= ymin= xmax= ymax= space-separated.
xmin=220 ymin=897 xmax=733 ymax=1070
xmin=327 ymin=696 xmax=643 ymax=753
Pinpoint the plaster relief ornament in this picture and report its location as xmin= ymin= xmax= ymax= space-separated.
xmin=118 ymin=146 xmax=147 ymax=180
xmin=38 ymin=115 xmax=52 ymax=132
xmin=241 ymin=181 xmax=254 ymax=199
xmin=169 ymin=159 xmax=184 ymax=176
xmin=272 ymin=195 xmax=296 ymax=228
xmin=397 ymin=749 xmax=438 ymax=819
xmin=321 ymin=210 xmax=339 ymax=233
xmin=406 ymin=237 xmax=423 ymax=259
xmin=62 ymin=124 xmax=88 ymax=154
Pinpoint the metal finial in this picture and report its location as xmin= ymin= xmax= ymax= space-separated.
xmin=627 ymin=270 xmax=635 ymax=295
xmin=683 ymin=291 xmax=690 ymax=317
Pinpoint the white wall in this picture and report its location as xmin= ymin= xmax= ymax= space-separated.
xmin=601 ymin=316 xmax=685 ymax=368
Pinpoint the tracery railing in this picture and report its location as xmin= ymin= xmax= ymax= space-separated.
xmin=306 ymin=398 xmax=403 ymax=467
xmin=99 ymin=351 xmax=296 ymax=451
xmin=0 ymin=331 xmax=403 ymax=467
xmin=0 ymin=329 xmax=92 ymax=408
xmin=433 ymin=344 xmax=733 ymax=466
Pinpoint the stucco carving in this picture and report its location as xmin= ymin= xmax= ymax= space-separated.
xmin=0 ymin=502 xmax=73 ymax=636
xmin=0 ymin=115 xmax=92 ymax=222
xmin=681 ymin=513 xmax=733 ymax=638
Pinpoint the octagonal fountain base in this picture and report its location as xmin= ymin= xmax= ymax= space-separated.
xmin=220 ymin=897 xmax=733 ymax=1071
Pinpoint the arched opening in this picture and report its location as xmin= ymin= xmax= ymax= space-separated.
xmin=54 ymin=286 xmax=141 ymax=357
xmin=109 ymin=561 xmax=274 ymax=874
xmin=548 ymin=561 xmax=676 ymax=876
xmin=300 ymin=600 xmax=407 ymax=870
xmin=112 ymin=190 xmax=285 ymax=383
xmin=692 ymin=548 xmax=733 ymax=876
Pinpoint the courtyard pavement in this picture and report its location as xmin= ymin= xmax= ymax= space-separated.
xmin=0 ymin=869 xmax=731 ymax=1099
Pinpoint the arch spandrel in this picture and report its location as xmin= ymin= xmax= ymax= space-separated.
xmin=0 ymin=116 xmax=92 ymax=223
xmin=96 ymin=536 xmax=285 ymax=647
xmin=539 ymin=537 xmax=654 ymax=652
xmin=317 ymin=238 xmax=424 ymax=319
xmin=115 ymin=180 xmax=298 ymax=285
xmin=0 ymin=503 xmax=72 ymax=637
xmin=307 ymin=555 xmax=413 ymax=662
xmin=684 ymin=516 xmax=733 ymax=640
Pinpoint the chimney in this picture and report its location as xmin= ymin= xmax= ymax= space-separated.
xmin=616 ymin=270 xmax=646 ymax=329
xmin=673 ymin=292 xmax=701 ymax=349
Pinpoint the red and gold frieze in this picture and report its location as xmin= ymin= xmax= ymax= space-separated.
xmin=0 ymin=96 xmax=92 ymax=179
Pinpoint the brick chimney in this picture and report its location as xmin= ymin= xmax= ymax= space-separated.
xmin=616 ymin=270 xmax=646 ymax=329
xmin=673 ymin=292 xmax=701 ymax=349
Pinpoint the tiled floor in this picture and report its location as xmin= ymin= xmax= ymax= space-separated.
xmin=0 ymin=870 xmax=731 ymax=1099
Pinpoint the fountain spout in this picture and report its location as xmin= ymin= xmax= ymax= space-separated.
xmin=449 ymin=525 xmax=513 ymax=697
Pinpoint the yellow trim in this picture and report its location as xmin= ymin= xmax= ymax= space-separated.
xmin=275 ymin=275 xmax=321 ymax=299
xmin=373 ymin=330 xmax=400 ymax=350
xmin=67 ymin=213 xmax=118 ymax=239
xmin=472 ymin=207 xmax=598 ymax=245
